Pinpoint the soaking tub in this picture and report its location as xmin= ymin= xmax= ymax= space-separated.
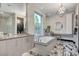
xmin=35 ymin=36 xmax=57 ymax=46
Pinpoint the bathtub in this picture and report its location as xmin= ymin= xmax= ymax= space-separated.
xmin=34 ymin=36 xmax=56 ymax=46
xmin=39 ymin=36 xmax=56 ymax=43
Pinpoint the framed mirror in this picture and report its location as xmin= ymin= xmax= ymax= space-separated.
xmin=55 ymin=22 xmax=63 ymax=30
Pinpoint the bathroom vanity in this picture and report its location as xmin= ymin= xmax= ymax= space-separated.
xmin=0 ymin=34 xmax=34 ymax=56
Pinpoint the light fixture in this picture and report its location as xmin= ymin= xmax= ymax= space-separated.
xmin=57 ymin=4 xmax=65 ymax=15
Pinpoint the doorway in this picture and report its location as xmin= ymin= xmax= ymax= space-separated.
xmin=17 ymin=17 xmax=24 ymax=34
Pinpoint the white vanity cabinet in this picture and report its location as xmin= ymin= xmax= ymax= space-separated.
xmin=16 ymin=36 xmax=34 ymax=56
xmin=6 ymin=39 xmax=17 ymax=56
xmin=0 ymin=36 xmax=34 ymax=56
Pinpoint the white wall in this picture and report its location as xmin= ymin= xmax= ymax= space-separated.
xmin=27 ymin=4 xmax=46 ymax=35
xmin=46 ymin=13 xmax=73 ymax=34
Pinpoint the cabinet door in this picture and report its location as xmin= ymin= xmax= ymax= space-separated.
xmin=6 ymin=39 xmax=17 ymax=56
xmin=21 ymin=37 xmax=28 ymax=52
xmin=16 ymin=37 xmax=34 ymax=56
xmin=0 ymin=40 xmax=7 ymax=56
xmin=22 ymin=37 xmax=34 ymax=52
xmin=26 ymin=37 xmax=34 ymax=50
xmin=16 ymin=38 xmax=24 ymax=56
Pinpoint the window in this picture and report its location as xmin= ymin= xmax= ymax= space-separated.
xmin=34 ymin=12 xmax=43 ymax=37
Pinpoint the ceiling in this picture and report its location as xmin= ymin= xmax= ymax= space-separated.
xmin=0 ymin=3 xmax=26 ymax=16
xmin=29 ymin=3 xmax=77 ymax=17
xmin=0 ymin=3 xmax=77 ymax=17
